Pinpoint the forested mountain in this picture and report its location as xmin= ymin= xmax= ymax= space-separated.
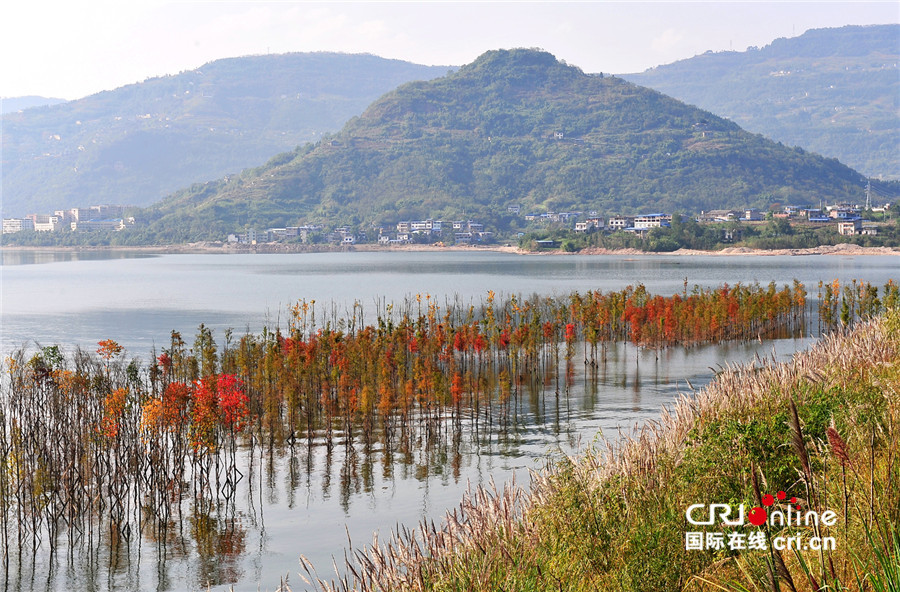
xmin=624 ymin=24 xmax=899 ymax=179
xmin=141 ymin=49 xmax=866 ymax=242
xmin=0 ymin=53 xmax=449 ymax=216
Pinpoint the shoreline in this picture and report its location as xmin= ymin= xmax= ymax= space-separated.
xmin=2 ymin=241 xmax=898 ymax=257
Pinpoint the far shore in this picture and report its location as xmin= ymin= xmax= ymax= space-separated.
xmin=2 ymin=241 xmax=898 ymax=257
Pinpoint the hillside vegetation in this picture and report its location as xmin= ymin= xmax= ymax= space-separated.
xmin=0 ymin=53 xmax=449 ymax=216
xmin=624 ymin=24 xmax=900 ymax=180
xmin=141 ymin=49 xmax=866 ymax=242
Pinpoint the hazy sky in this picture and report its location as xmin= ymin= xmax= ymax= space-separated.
xmin=2 ymin=1 xmax=898 ymax=100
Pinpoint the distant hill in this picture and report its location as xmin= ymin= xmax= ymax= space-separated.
xmin=623 ymin=24 xmax=900 ymax=180
xmin=0 ymin=53 xmax=450 ymax=216
xmin=1 ymin=96 xmax=67 ymax=115
xmin=141 ymin=49 xmax=865 ymax=242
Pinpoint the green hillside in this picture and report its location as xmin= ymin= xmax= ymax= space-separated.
xmin=624 ymin=24 xmax=899 ymax=179
xmin=0 ymin=53 xmax=449 ymax=216
xmin=142 ymin=49 xmax=866 ymax=242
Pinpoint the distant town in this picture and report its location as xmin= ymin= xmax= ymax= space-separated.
xmin=2 ymin=204 xmax=134 ymax=234
xmin=2 ymin=199 xmax=895 ymax=248
xmin=222 ymin=201 xmax=893 ymax=247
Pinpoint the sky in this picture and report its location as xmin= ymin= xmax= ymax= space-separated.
xmin=2 ymin=1 xmax=898 ymax=100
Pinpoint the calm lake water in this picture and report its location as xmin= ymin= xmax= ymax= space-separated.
xmin=0 ymin=249 xmax=897 ymax=591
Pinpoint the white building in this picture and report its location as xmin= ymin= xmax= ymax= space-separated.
xmin=29 ymin=214 xmax=64 ymax=232
xmin=70 ymin=219 xmax=128 ymax=232
xmin=575 ymin=217 xmax=604 ymax=233
xmin=607 ymin=215 xmax=634 ymax=230
xmin=633 ymin=214 xmax=671 ymax=230
xmin=2 ymin=218 xmax=34 ymax=233
xmin=838 ymin=220 xmax=862 ymax=235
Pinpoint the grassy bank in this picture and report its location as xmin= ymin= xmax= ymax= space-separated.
xmin=302 ymin=310 xmax=900 ymax=591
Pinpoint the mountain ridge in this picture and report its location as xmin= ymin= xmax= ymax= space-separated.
xmin=0 ymin=96 xmax=67 ymax=115
xmin=140 ymin=48 xmax=866 ymax=242
xmin=1 ymin=52 xmax=450 ymax=216
xmin=623 ymin=24 xmax=899 ymax=179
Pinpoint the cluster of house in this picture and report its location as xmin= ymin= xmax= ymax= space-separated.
xmin=230 ymin=219 xmax=493 ymax=246
xmin=563 ymin=202 xmax=888 ymax=237
xmin=228 ymin=225 xmax=329 ymax=245
xmin=518 ymin=208 xmax=679 ymax=233
xmin=2 ymin=205 xmax=134 ymax=234
xmin=225 ymin=199 xmax=892 ymax=246
xmin=380 ymin=219 xmax=492 ymax=245
xmin=700 ymin=203 xmax=885 ymax=236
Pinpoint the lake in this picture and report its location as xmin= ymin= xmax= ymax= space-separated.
xmin=0 ymin=249 xmax=896 ymax=591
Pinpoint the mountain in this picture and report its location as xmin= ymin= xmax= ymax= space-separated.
xmin=142 ymin=49 xmax=865 ymax=242
xmin=0 ymin=53 xmax=450 ymax=216
xmin=623 ymin=24 xmax=899 ymax=180
xmin=1 ymin=96 xmax=67 ymax=115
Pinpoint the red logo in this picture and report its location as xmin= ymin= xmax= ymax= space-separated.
xmin=748 ymin=490 xmax=802 ymax=526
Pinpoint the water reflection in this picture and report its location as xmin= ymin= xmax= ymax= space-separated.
xmin=4 ymin=335 xmax=799 ymax=592
xmin=0 ymin=249 xmax=159 ymax=267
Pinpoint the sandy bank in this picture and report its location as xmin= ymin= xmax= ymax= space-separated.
xmin=2 ymin=241 xmax=897 ymax=257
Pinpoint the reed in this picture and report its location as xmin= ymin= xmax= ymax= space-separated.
xmin=295 ymin=296 xmax=899 ymax=591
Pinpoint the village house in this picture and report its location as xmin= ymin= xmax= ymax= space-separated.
xmin=741 ymin=208 xmax=764 ymax=221
xmin=549 ymin=212 xmax=580 ymax=223
xmin=838 ymin=220 xmax=862 ymax=236
xmin=861 ymin=224 xmax=879 ymax=236
xmin=607 ymin=215 xmax=634 ymax=231
xmin=399 ymin=219 xmax=442 ymax=235
xmin=807 ymin=213 xmax=832 ymax=223
xmin=698 ymin=210 xmax=739 ymax=223
xmin=575 ymin=216 xmax=604 ymax=233
xmin=633 ymin=213 xmax=671 ymax=230
xmin=451 ymin=220 xmax=483 ymax=232
xmin=838 ymin=220 xmax=879 ymax=236
xmin=228 ymin=228 xmax=259 ymax=244
xmin=830 ymin=209 xmax=861 ymax=221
